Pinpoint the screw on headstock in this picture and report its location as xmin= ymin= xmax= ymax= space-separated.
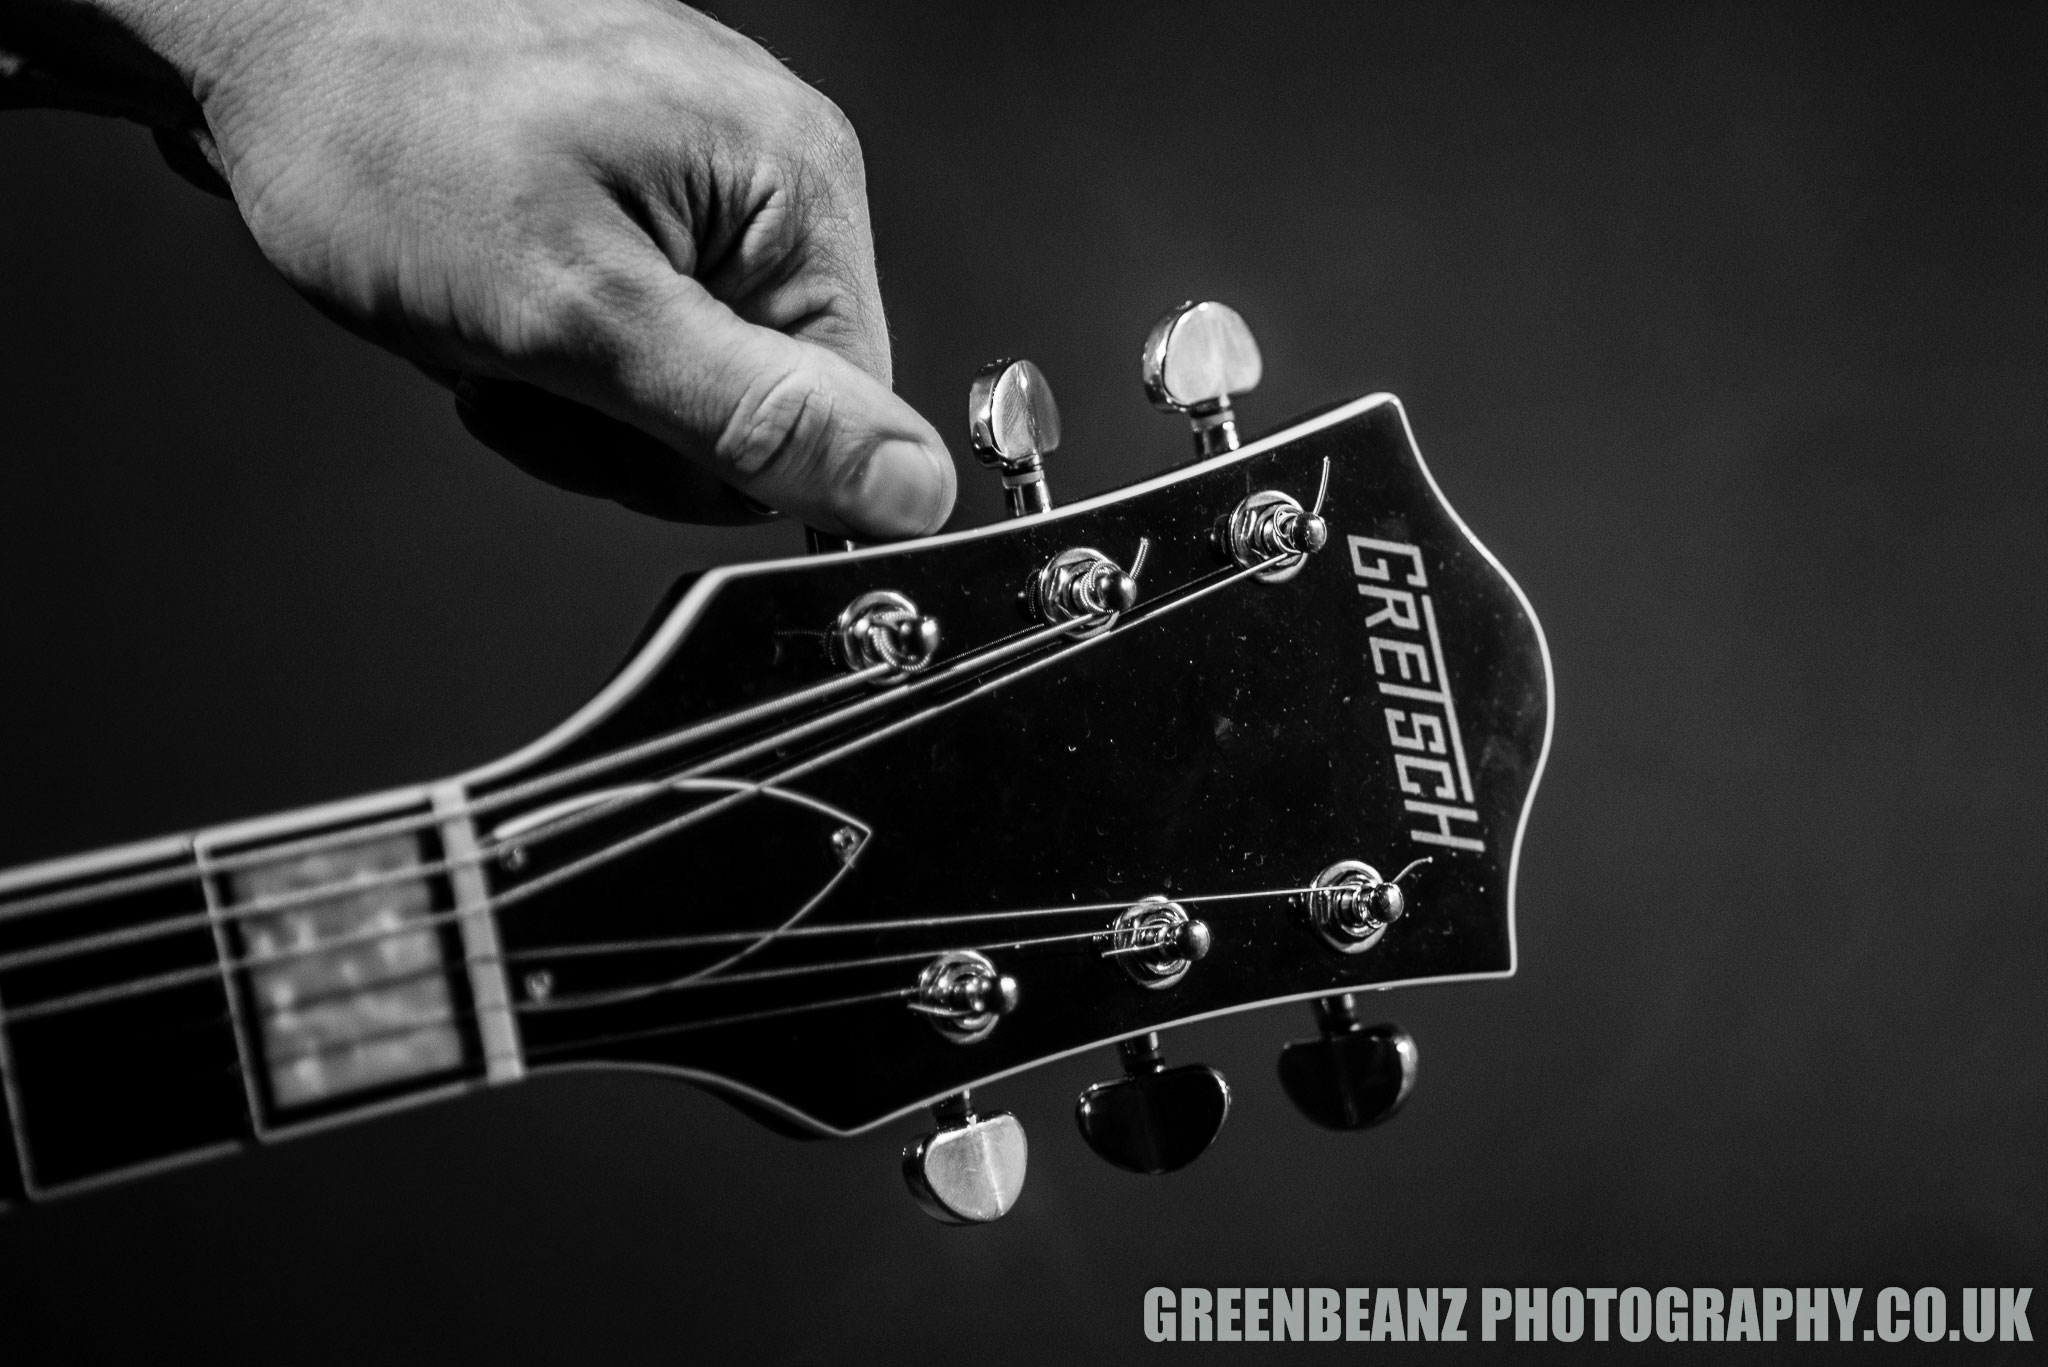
xmin=969 ymin=358 xmax=1061 ymax=517
xmin=1142 ymin=300 xmax=1264 ymax=457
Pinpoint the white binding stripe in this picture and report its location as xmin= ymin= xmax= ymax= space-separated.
xmin=461 ymin=393 xmax=1403 ymax=787
xmin=0 ymin=978 xmax=38 ymax=1193
xmin=192 ymin=841 xmax=269 ymax=1138
xmin=1383 ymin=396 xmax=1557 ymax=978
xmin=432 ymin=782 xmax=524 ymax=1084
xmin=0 ymin=389 xmax=1554 ymax=1142
xmin=0 ymin=396 xmax=1401 ymax=892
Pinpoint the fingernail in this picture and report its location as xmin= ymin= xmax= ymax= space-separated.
xmin=855 ymin=440 xmax=952 ymax=536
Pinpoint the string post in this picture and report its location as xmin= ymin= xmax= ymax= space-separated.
xmin=1224 ymin=488 xmax=1329 ymax=583
xmin=1030 ymin=545 xmax=1141 ymax=635
xmin=1109 ymin=897 xmax=1209 ymax=989
xmin=834 ymin=590 xmax=940 ymax=678
xmin=911 ymin=950 xmax=1018 ymax=1044
xmin=1307 ymin=859 xmax=1412 ymax=955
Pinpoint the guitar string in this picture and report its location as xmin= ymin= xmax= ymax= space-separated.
xmin=0 ymin=487 xmax=1345 ymax=1111
xmin=0 ymin=513 xmax=1186 ymax=930
xmin=0 ymin=881 xmax=1325 ymax=1026
xmin=0 ymin=605 xmax=1086 ymax=939
xmin=0 ymin=515 xmax=1197 ymax=934
xmin=80 ymin=984 xmax=932 ymax=1098
xmin=0 ymin=554 xmax=1290 ymax=1020
xmin=0 ymin=885 xmax=1318 ymax=1090
xmin=0 ymin=465 xmax=1322 ymax=935
xmin=0 ymin=658 xmax=901 ymax=923
xmin=0 ymin=610 xmax=1095 ymax=971
xmin=0 ymin=545 xmax=1253 ymax=983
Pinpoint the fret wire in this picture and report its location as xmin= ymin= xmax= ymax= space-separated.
xmin=0 ymin=557 xmax=1283 ymax=1019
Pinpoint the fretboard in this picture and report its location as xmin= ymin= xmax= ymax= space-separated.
xmin=0 ymin=788 xmax=521 ymax=1201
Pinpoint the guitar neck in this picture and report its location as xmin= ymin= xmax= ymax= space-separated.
xmin=0 ymin=783 xmax=521 ymax=1201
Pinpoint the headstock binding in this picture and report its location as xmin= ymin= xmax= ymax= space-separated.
xmin=467 ymin=393 xmax=1553 ymax=1136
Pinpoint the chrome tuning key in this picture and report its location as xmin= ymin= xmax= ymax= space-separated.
xmin=1278 ymin=996 xmax=1418 ymax=1132
xmin=903 ymin=1090 xmax=1028 ymax=1224
xmin=1306 ymin=857 xmax=1428 ymax=955
xmin=969 ymin=357 xmax=1061 ymax=517
xmin=1109 ymin=896 xmax=1212 ymax=989
xmin=834 ymin=591 xmax=940 ymax=677
xmin=1029 ymin=544 xmax=1142 ymax=634
xmin=908 ymin=950 xmax=1019 ymax=1044
xmin=1075 ymin=1033 xmax=1231 ymax=1175
xmin=1142 ymin=300 xmax=1264 ymax=457
xmin=1224 ymin=459 xmax=1332 ymax=583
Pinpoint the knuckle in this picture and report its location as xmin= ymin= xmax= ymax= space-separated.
xmin=506 ymin=258 xmax=644 ymax=364
xmin=783 ymin=90 xmax=865 ymax=184
xmin=716 ymin=367 xmax=836 ymax=479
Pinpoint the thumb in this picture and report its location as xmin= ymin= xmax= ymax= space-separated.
xmin=570 ymin=270 xmax=956 ymax=539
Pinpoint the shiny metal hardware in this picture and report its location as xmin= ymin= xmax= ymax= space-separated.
xmin=805 ymin=528 xmax=860 ymax=555
xmin=1142 ymin=300 xmax=1264 ymax=457
xmin=1029 ymin=546 xmax=1140 ymax=635
xmin=1306 ymin=857 xmax=1428 ymax=954
xmin=1277 ymin=995 xmax=1419 ymax=1131
xmin=969 ymin=357 xmax=1061 ymax=517
xmin=1074 ymin=1033 xmax=1232 ymax=1175
xmin=1224 ymin=458 xmax=1333 ymax=583
xmin=908 ymin=950 xmax=1019 ymax=1044
xmin=902 ymin=1090 xmax=1028 ymax=1224
xmin=834 ymin=590 xmax=941 ymax=677
xmin=1108 ymin=896 xmax=1212 ymax=989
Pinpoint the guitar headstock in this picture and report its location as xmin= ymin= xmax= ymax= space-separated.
xmin=467 ymin=303 xmax=1552 ymax=1221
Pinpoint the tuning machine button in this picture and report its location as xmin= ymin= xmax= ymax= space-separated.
xmin=1143 ymin=300 xmax=1264 ymax=457
xmin=1278 ymin=995 xmax=1418 ymax=1131
xmin=1108 ymin=896 xmax=1211 ymax=989
xmin=907 ymin=950 xmax=1019 ymax=1044
xmin=903 ymin=1090 xmax=1028 ymax=1223
xmin=1075 ymin=1033 xmax=1231 ymax=1175
xmin=969 ymin=358 xmax=1061 ymax=517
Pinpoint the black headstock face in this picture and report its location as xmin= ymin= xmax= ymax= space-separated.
xmin=470 ymin=394 xmax=1552 ymax=1134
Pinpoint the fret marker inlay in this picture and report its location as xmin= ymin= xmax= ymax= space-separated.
xmin=229 ymin=835 xmax=462 ymax=1108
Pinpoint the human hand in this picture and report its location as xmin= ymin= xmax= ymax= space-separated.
xmin=11 ymin=0 xmax=955 ymax=536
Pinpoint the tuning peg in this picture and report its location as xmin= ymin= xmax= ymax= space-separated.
xmin=1277 ymin=994 xmax=1418 ymax=1131
xmin=1142 ymin=300 xmax=1264 ymax=457
xmin=902 ymin=1090 xmax=1028 ymax=1224
xmin=1074 ymin=1033 xmax=1231 ymax=1174
xmin=969 ymin=358 xmax=1061 ymax=517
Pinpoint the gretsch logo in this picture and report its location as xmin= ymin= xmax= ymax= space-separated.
xmin=1349 ymin=536 xmax=1485 ymax=854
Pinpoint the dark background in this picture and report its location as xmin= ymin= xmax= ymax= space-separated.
xmin=0 ymin=2 xmax=2041 ymax=1360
